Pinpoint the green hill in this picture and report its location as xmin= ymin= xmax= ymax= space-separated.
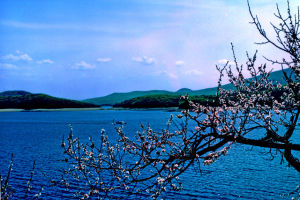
xmin=0 ymin=90 xmax=32 ymax=96
xmin=113 ymin=68 xmax=295 ymax=109
xmin=82 ymin=87 xmax=226 ymax=106
xmin=114 ymin=94 xmax=180 ymax=108
xmin=83 ymin=90 xmax=174 ymax=106
xmin=85 ymin=68 xmax=293 ymax=106
xmin=0 ymin=91 xmax=98 ymax=109
xmin=181 ymin=68 xmax=294 ymax=96
xmin=114 ymin=94 xmax=217 ymax=108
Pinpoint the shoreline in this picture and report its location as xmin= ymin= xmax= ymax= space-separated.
xmin=0 ymin=107 xmax=103 ymax=112
xmin=0 ymin=107 xmax=181 ymax=112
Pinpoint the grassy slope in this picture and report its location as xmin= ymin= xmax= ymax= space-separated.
xmin=187 ymin=68 xmax=291 ymax=95
xmin=114 ymin=94 xmax=217 ymax=108
xmin=83 ymin=87 xmax=225 ymax=105
xmin=0 ymin=91 xmax=98 ymax=109
xmin=114 ymin=94 xmax=181 ymax=108
xmin=0 ymin=90 xmax=32 ymax=96
xmin=83 ymin=68 xmax=293 ymax=106
xmin=83 ymin=90 xmax=173 ymax=105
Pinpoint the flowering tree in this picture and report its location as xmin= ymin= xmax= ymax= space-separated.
xmin=60 ymin=1 xmax=299 ymax=199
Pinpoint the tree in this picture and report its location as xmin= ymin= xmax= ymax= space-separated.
xmin=60 ymin=1 xmax=299 ymax=199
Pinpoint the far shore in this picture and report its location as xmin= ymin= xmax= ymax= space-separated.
xmin=0 ymin=107 xmax=181 ymax=112
xmin=0 ymin=107 xmax=103 ymax=112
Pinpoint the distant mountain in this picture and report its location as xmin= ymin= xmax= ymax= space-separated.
xmin=176 ymin=88 xmax=193 ymax=94
xmin=0 ymin=90 xmax=32 ymax=96
xmin=84 ymin=68 xmax=293 ymax=106
xmin=114 ymin=94 xmax=217 ymax=108
xmin=0 ymin=91 xmax=98 ymax=109
xmin=83 ymin=88 xmax=220 ymax=106
xmin=180 ymin=68 xmax=294 ymax=96
xmin=83 ymin=90 xmax=173 ymax=106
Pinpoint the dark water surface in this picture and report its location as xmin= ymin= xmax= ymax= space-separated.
xmin=0 ymin=110 xmax=299 ymax=199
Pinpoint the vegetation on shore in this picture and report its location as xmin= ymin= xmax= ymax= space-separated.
xmin=0 ymin=91 xmax=98 ymax=109
xmin=114 ymin=94 xmax=217 ymax=108
xmin=84 ymin=68 xmax=293 ymax=106
xmin=0 ymin=68 xmax=294 ymax=110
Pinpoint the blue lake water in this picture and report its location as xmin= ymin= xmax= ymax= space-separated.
xmin=0 ymin=110 xmax=299 ymax=199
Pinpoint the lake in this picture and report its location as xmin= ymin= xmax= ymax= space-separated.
xmin=0 ymin=110 xmax=299 ymax=199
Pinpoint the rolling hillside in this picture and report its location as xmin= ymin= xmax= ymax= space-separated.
xmin=84 ymin=68 xmax=293 ymax=106
xmin=114 ymin=94 xmax=217 ymax=108
xmin=0 ymin=91 xmax=98 ymax=109
xmin=83 ymin=90 xmax=173 ymax=105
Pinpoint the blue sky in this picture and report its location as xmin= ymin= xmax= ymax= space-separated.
xmin=0 ymin=0 xmax=299 ymax=99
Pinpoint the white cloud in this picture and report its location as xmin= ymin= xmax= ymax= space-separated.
xmin=175 ymin=60 xmax=185 ymax=66
xmin=2 ymin=51 xmax=32 ymax=61
xmin=37 ymin=59 xmax=54 ymax=64
xmin=132 ymin=56 xmax=155 ymax=65
xmin=73 ymin=61 xmax=95 ymax=70
xmin=183 ymin=69 xmax=203 ymax=76
xmin=218 ymin=59 xmax=235 ymax=65
xmin=167 ymin=72 xmax=178 ymax=79
xmin=97 ymin=57 xmax=112 ymax=63
xmin=156 ymin=70 xmax=178 ymax=79
xmin=0 ymin=63 xmax=18 ymax=69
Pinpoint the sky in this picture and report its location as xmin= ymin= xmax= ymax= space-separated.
xmin=0 ymin=0 xmax=299 ymax=100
